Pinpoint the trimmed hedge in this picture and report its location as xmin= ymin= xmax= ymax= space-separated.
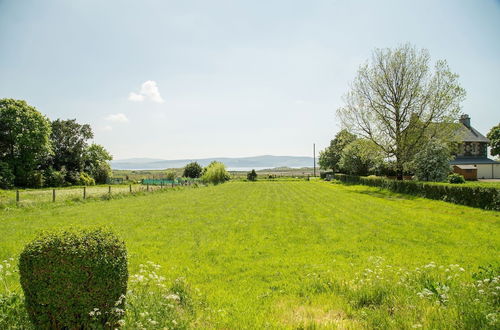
xmin=19 ymin=228 xmax=128 ymax=328
xmin=333 ymin=174 xmax=500 ymax=210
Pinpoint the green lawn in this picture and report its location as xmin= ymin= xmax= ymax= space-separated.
xmin=1 ymin=181 xmax=499 ymax=328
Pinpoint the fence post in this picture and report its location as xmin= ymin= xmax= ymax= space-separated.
xmin=129 ymin=184 xmax=132 ymax=193
xmin=16 ymin=190 xmax=19 ymax=203
xmin=52 ymin=189 xmax=56 ymax=202
xmin=147 ymin=184 xmax=149 ymax=192
xmin=161 ymin=182 xmax=163 ymax=189
xmin=171 ymin=182 xmax=174 ymax=188
xmin=108 ymin=185 xmax=111 ymax=195
xmin=83 ymin=186 xmax=86 ymax=199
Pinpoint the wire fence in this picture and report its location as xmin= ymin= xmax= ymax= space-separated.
xmin=0 ymin=181 xmax=197 ymax=207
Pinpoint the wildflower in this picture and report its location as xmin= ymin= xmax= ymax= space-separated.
xmin=117 ymin=319 xmax=126 ymax=326
xmin=165 ymin=293 xmax=180 ymax=301
xmin=412 ymin=324 xmax=423 ymax=328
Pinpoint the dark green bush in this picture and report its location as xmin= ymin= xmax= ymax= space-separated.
xmin=333 ymin=174 xmax=500 ymax=210
xmin=448 ymin=173 xmax=466 ymax=184
xmin=247 ymin=169 xmax=257 ymax=181
xmin=19 ymin=228 xmax=128 ymax=328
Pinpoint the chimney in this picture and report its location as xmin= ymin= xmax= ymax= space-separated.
xmin=459 ymin=114 xmax=471 ymax=128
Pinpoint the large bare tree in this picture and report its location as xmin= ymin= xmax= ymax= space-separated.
xmin=337 ymin=44 xmax=465 ymax=179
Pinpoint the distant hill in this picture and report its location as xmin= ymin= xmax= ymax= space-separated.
xmin=111 ymin=155 xmax=315 ymax=170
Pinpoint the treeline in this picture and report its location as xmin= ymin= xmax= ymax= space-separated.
xmin=0 ymin=99 xmax=112 ymax=188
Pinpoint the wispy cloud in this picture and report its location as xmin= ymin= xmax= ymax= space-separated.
xmin=105 ymin=113 xmax=129 ymax=123
xmin=128 ymin=80 xmax=164 ymax=103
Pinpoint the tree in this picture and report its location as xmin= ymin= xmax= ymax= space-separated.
xmin=84 ymin=144 xmax=113 ymax=184
xmin=202 ymin=161 xmax=230 ymax=185
xmin=411 ymin=139 xmax=452 ymax=182
xmin=339 ymin=139 xmax=384 ymax=176
xmin=0 ymin=99 xmax=52 ymax=187
xmin=183 ymin=162 xmax=203 ymax=178
xmin=486 ymin=123 xmax=500 ymax=158
xmin=319 ymin=129 xmax=357 ymax=172
xmin=337 ymin=44 xmax=465 ymax=179
xmin=50 ymin=119 xmax=93 ymax=183
xmin=0 ymin=161 xmax=14 ymax=189
xmin=247 ymin=169 xmax=257 ymax=181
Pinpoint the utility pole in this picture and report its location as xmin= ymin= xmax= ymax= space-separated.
xmin=313 ymin=143 xmax=316 ymax=177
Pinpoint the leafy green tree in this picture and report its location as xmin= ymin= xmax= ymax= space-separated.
xmin=319 ymin=130 xmax=357 ymax=172
xmin=337 ymin=44 xmax=465 ymax=179
xmin=486 ymin=123 xmax=500 ymax=158
xmin=339 ymin=139 xmax=384 ymax=176
xmin=202 ymin=161 xmax=230 ymax=185
xmin=0 ymin=99 xmax=52 ymax=187
xmin=411 ymin=139 xmax=452 ymax=182
xmin=50 ymin=119 xmax=93 ymax=183
xmin=84 ymin=144 xmax=113 ymax=182
xmin=0 ymin=161 xmax=14 ymax=189
xmin=92 ymin=162 xmax=112 ymax=184
xmin=183 ymin=162 xmax=203 ymax=178
xmin=247 ymin=169 xmax=257 ymax=181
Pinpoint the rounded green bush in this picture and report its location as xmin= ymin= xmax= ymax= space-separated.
xmin=19 ymin=228 xmax=128 ymax=328
xmin=448 ymin=173 xmax=466 ymax=184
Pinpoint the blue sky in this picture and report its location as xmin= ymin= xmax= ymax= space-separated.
xmin=1 ymin=0 xmax=499 ymax=160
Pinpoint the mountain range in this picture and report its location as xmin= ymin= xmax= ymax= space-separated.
xmin=111 ymin=155 xmax=315 ymax=170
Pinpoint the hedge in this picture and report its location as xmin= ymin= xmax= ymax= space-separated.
xmin=333 ymin=174 xmax=500 ymax=211
xmin=19 ymin=228 xmax=128 ymax=328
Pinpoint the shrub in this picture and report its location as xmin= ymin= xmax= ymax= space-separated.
xmin=19 ymin=228 xmax=128 ymax=328
xmin=164 ymin=170 xmax=176 ymax=181
xmin=44 ymin=168 xmax=66 ymax=187
xmin=247 ymin=169 xmax=257 ymax=181
xmin=333 ymin=174 xmax=500 ymax=210
xmin=339 ymin=139 xmax=383 ymax=176
xmin=411 ymin=139 xmax=452 ymax=182
xmin=202 ymin=162 xmax=230 ymax=185
xmin=448 ymin=173 xmax=466 ymax=184
xmin=77 ymin=172 xmax=96 ymax=186
xmin=183 ymin=162 xmax=203 ymax=178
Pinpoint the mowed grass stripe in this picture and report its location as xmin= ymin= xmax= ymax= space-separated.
xmin=0 ymin=181 xmax=498 ymax=327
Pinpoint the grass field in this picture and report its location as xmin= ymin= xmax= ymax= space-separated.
xmin=1 ymin=181 xmax=499 ymax=328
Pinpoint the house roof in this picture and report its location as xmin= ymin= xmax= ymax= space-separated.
xmin=450 ymin=157 xmax=500 ymax=165
xmin=453 ymin=164 xmax=477 ymax=170
xmin=456 ymin=123 xmax=490 ymax=143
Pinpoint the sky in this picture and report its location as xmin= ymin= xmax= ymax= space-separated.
xmin=0 ymin=0 xmax=499 ymax=160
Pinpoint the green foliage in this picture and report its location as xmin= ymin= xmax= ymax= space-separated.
xmin=183 ymin=162 xmax=203 ymax=178
xmin=319 ymin=129 xmax=357 ymax=171
xmin=164 ymin=170 xmax=176 ymax=181
xmin=43 ymin=167 xmax=66 ymax=187
xmin=487 ymin=123 xmax=500 ymax=158
xmin=19 ymin=228 xmax=128 ymax=328
xmin=448 ymin=173 xmax=466 ymax=184
xmin=202 ymin=161 xmax=230 ymax=185
xmin=84 ymin=144 xmax=113 ymax=181
xmin=337 ymin=44 xmax=465 ymax=178
xmin=0 ymin=162 xmax=14 ymax=189
xmin=411 ymin=139 xmax=452 ymax=182
xmin=247 ymin=169 xmax=257 ymax=181
xmin=334 ymin=174 xmax=500 ymax=210
xmin=50 ymin=119 xmax=93 ymax=184
xmin=77 ymin=172 xmax=96 ymax=186
xmin=339 ymin=139 xmax=384 ymax=176
xmin=92 ymin=162 xmax=112 ymax=184
xmin=0 ymin=99 xmax=52 ymax=187
xmin=26 ymin=171 xmax=44 ymax=188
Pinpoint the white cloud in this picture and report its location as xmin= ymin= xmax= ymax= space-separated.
xmin=128 ymin=80 xmax=164 ymax=103
xmin=105 ymin=113 xmax=129 ymax=123
xmin=295 ymin=100 xmax=305 ymax=104
xmin=101 ymin=125 xmax=113 ymax=131
xmin=128 ymin=92 xmax=144 ymax=102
